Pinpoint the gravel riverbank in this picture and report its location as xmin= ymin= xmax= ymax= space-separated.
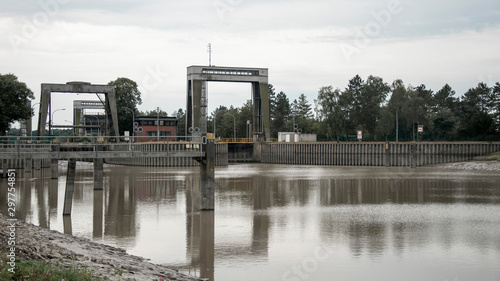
xmin=0 ymin=213 xmax=203 ymax=281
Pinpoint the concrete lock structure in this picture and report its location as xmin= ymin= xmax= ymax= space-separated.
xmin=186 ymin=66 xmax=270 ymax=140
xmin=73 ymin=100 xmax=105 ymax=136
xmin=37 ymin=82 xmax=119 ymax=137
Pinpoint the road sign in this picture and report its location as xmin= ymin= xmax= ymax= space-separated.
xmin=357 ymin=130 xmax=362 ymax=140
xmin=418 ymin=125 xmax=424 ymax=133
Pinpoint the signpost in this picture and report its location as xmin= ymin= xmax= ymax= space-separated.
xmin=418 ymin=125 xmax=424 ymax=142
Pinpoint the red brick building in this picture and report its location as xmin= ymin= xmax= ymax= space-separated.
xmin=134 ymin=116 xmax=177 ymax=142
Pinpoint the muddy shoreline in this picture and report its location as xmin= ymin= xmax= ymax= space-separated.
xmin=0 ymin=213 xmax=203 ymax=281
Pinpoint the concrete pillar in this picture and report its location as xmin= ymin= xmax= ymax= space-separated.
xmin=63 ymin=215 xmax=73 ymax=235
xmin=94 ymin=143 xmax=104 ymax=190
xmin=93 ymin=190 xmax=103 ymax=238
xmin=63 ymin=158 xmax=77 ymax=215
xmin=200 ymin=140 xmax=215 ymax=210
xmin=94 ymin=159 xmax=104 ymax=190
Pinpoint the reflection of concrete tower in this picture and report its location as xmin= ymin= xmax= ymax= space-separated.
xmin=185 ymin=175 xmax=215 ymax=281
xmin=104 ymin=170 xmax=136 ymax=241
xmin=251 ymin=177 xmax=271 ymax=255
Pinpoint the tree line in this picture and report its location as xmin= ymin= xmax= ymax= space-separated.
xmin=197 ymin=76 xmax=499 ymax=142
xmin=316 ymin=75 xmax=500 ymax=141
xmin=2 ymin=73 xmax=499 ymax=141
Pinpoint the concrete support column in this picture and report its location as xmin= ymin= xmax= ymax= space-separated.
xmin=94 ymin=144 xmax=104 ymax=190
xmin=94 ymin=159 xmax=104 ymax=190
xmin=200 ymin=140 xmax=215 ymax=210
xmin=63 ymin=158 xmax=77 ymax=215
xmin=63 ymin=215 xmax=73 ymax=235
xmin=93 ymin=190 xmax=103 ymax=238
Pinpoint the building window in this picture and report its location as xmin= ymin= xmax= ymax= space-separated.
xmin=146 ymin=131 xmax=157 ymax=136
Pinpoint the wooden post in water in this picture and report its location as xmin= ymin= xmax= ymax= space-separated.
xmin=94 ymin=143 xmax=104 ymax=190
xmin=200 ymin=140 xmax=215 ymax=210
xmin=63 ymin=158 xmax=77 ymax=215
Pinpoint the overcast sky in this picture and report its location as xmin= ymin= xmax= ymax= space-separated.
xmin=1 ymin=0 xmax=499 ymax=128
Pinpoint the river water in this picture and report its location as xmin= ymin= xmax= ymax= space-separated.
xmin=2 ymin=163 xmax=500 ymax=281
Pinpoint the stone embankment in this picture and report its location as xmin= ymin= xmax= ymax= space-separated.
xmin=0 ymin=213 xmax=203 ymax=281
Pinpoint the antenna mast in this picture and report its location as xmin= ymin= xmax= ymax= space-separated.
xmin=207 ymin=43 xmax=212 ymax=66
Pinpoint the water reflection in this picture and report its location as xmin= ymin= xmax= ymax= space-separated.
xmin=1 ymin=164 xmax=500 ymax=281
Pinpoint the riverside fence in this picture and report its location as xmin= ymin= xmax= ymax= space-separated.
xmin=256 ymin=142 xmax=500 ymax=167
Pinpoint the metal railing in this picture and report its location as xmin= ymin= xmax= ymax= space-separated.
xmin=0 ymin=136 xmax=205 ymax=160
xmin=0 ymin=135 xmax=201 ymax=144
xmin=215 ymin=138 xmax=278 ymax=143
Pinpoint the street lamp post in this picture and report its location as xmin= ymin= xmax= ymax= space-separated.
xmin=50 ymin=108 xmax=66 ymax=135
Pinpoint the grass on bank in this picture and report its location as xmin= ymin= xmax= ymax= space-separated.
xmin=0 ymin=254 xmax=101 ymax=281
xmin=474 ymin=151 xmax=500 ymax=161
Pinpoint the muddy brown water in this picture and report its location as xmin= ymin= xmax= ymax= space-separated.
xmin=1 ymin=163 xmax=500 ymax=281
